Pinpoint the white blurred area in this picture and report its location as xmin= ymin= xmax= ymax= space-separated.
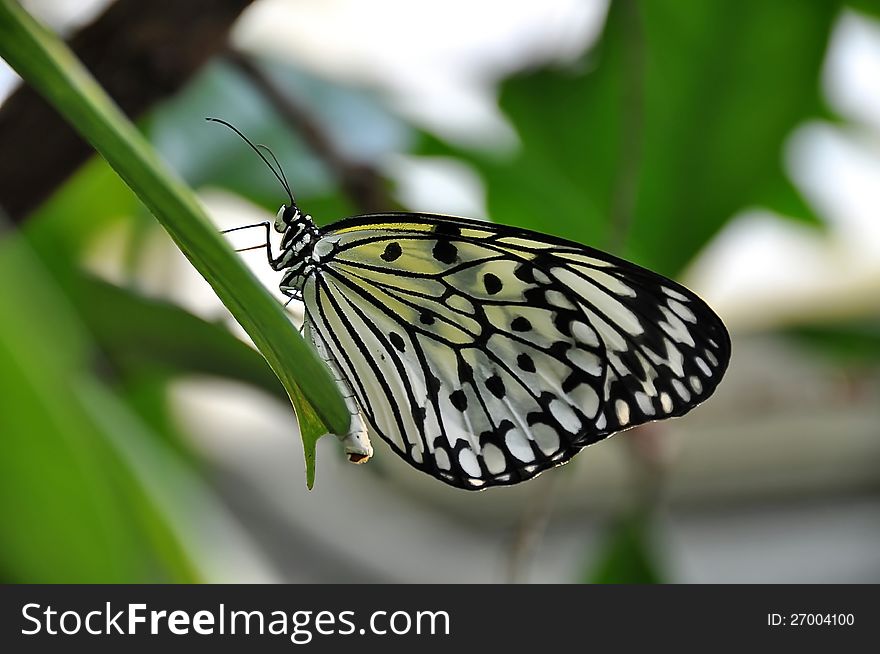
xmin=4 ymin=0 xmax=879 ymax=583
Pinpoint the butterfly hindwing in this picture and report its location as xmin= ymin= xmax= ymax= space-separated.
xmin=302 ymin=213 xmax=730 ymax=489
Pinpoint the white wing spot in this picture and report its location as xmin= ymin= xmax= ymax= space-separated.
xmin=660 ymin=307 xmax=695 ymax=347
xmin=672 ymin=379 xmax=691 ymax=402
xmin=481 ymin=443 xmax=507 ymax=475
xmin=615 ymin=399 xmax=631 ymax=426
xmin=569 ymin=383 xmax=599 ymax=418
xmin=549 ymin=399 xmax=581 ymax=433
xmin=571 ymin=320 xmax=600 ymax=348
xmin=588 ymin=293 xmax=644 ymax=336
xmin=554 ymin=266 xmax=635 ymax=297
xmin=589 ymin=269 xmax=637 ymax=297
xmin=568 ymin=349 xmax=602 ymax=376
xmin=689 ymin=375 xmax=703 ymax=394
xmin=662 ymin=286 xmax=689 ymax=302
xmin=664 ymin=339 xmax=685 ymax=376
xmin=545 ymin=290 xmax=576 ymax=310
xmin=584 ymin=310 xmax=627 ymax=350
xmin=695 ymin=357 xmax=712 ymax=377
xmin=533 ymin=268 xmax=551 ymax=284
xmin=458 ymin=449 xmax=481 ymax=477
xmin=660 ymin=392 xmax=673 ymax=413
xmin=557 ymin=253 xmax=613 ymax=268
xmin=505 ymin=430 xmax=536 ymax=463
xmin=635 ymin=391 xmax=654 ymax=416
xmin=434 ymin=447 xmax=451 ymax=471
xmin=669 ymin=299 xmax=697 ymax=323
xmin=596 ymin=413 xmax=607 ymax=430
xmin=639 ymin=353 xmax=659 ymax=396
xmin=531 ymin=424 xmax=561 ymax=456
xmin=705 ymin=349 xmax=719 ymax=367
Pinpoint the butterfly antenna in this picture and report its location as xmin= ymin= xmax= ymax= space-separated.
xmin=258 ymin=145 xmax=293 ymax=204
xmin=205 ymin=117 xmax=295 ymax=206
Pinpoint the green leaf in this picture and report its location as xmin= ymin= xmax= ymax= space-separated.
xmin=77 ymin=276 xmax=285 ymax=395
xmin=586 ymin=511 xmax=664 ymax=584
xmin=420 ymin=0 xmax=839 ymax=275
xmin=846 ymin=0 xmax=880 ymax=20
xmin=0 ymin=0 xmax=350 ymax=484
xmin=0 ymin=235 xmax=196 ymax=582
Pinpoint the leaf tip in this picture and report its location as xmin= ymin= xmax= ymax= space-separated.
xmin=304 ymin=437 xmax=317 ymax=490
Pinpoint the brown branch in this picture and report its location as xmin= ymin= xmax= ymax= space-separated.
xmin=0 ymin=0 xmax=257 ymax=222
xmin=224 ymin=49 xmax=391 ymax=215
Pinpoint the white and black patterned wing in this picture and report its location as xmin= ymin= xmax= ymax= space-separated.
xmin=303 ymin=214 xmax=730 ymax=490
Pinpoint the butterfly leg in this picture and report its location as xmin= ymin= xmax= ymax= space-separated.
xmin=303 ymin=321 xmax=373 ymax=464
xmin=221 ymin=221 xmax=284 ymax=267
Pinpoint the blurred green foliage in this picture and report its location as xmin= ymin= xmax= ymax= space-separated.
xmin=0 ymin=238 xmax=197 ymax=582
xmin=785 ymin=321 xmax=880 ymax=366
xmin=586 ymin=511 xmax=664 ymax=584
xmin=420 ymin=0 xmax=837 ymax=275
xmin=2 ymin=0 xmax=877 ymax=584
xmin=25 ymin=157 xmax=141 ymax=273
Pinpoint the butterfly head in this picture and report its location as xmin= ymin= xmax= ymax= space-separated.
xmin=274 ymin=204 xmax=299 ymax=233
xmin=276 ymin=204 xmax=318 ymax=242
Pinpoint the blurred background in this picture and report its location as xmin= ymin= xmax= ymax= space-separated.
xmin=1 ymin=0 xmax=879 ymax=583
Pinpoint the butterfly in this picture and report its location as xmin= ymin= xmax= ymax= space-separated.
xmin=211 ymin=119 xmax=731 ymax=491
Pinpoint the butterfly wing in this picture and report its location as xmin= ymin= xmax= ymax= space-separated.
xmin=302 ymin=213 xmax=730 ymax=490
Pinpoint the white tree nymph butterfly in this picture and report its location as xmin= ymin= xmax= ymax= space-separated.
xmin=211 ymin=119 xmax=731 ymax=491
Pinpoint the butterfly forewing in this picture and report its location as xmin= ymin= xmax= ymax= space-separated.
xmin=299 ymin=214 xmax=730 ymax=490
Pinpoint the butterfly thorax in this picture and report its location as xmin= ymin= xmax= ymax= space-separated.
xmin=272 ymin=205 xmax=323 ymax=298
